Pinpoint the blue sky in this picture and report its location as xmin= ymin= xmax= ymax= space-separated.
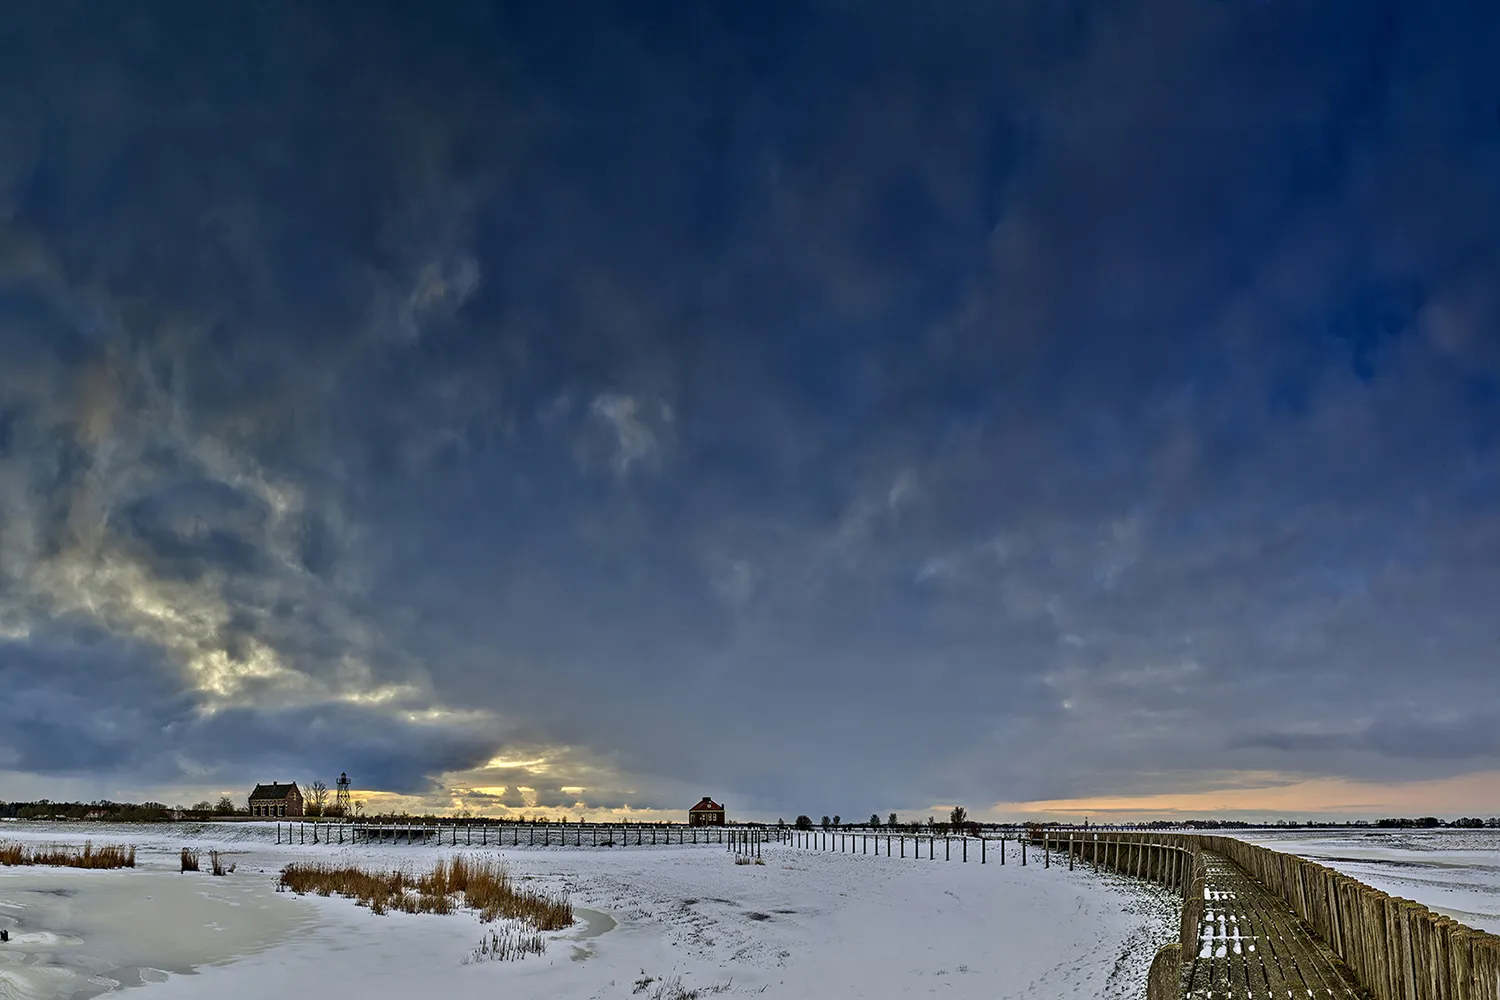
xmin=1 ymin=1 xmax=1498 ymax=822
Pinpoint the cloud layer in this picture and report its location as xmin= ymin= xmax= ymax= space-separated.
xmin=0 ymin=1 xmax=1497 ymax=819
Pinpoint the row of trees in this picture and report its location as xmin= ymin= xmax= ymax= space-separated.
xmin=1375 ymin=817 xmax=1500 ymax=828
xmin=0 ymin=800 xmax=177 ymax=822
xmin=788 ymin=807 xmax=980 ymax=835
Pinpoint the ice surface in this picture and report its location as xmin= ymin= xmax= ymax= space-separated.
xmin=0 ymin=865 xmax=310 ymax=1000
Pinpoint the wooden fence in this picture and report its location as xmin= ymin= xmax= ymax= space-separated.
xmin=786 ymin=826 xmax=1021 ymax=863
xmin=275 ymin=820 xmax=768 ymax=850
xmin=1021 ymin=831 xmax=1500 ymax=1000
xmin=1180 ymin=833 xmax=1500 ymax=1000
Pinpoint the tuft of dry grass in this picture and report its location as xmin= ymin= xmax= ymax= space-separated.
xmin=181 ymin=848 xmax=200 ymax=872
xmin=461 ymin=925 xmax=547 ymax=964
xmin=209 ymin=850 xmax=234 ymax=876
xmin=0 ymin=841 xmax=135 ymax=869
xmin=634 ymin=974 xmax=738 ymax=1000
xmin=278 ymin=855 xmax=572 ymax=930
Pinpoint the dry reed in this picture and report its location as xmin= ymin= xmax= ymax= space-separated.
xmin=0 ymin=841 xmax=135 ymax=869
xmin=461 ymin=925 xmax=547 ymax=964
xmin=181 ymin=848 xmax=200 ymax=872
xmin=278 ymin=855 xmax=572 ymax=930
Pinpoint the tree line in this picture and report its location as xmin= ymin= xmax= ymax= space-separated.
xmin=787 ymin=807 xmax=982 ymax=835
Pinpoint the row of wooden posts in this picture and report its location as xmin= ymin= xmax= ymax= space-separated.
xmin=787 ymin=825 xmax=1187 ymax=873
xmin=276 ymin=822 xmax=762 ymax=848
xmin=789 ymin=826 xmax=1002 ymax=863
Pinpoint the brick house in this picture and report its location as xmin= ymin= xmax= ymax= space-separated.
xmin=248 ymin=782 xmax=304 ymax=818
xmin=688 ymin=797 xmax=726 ymax=826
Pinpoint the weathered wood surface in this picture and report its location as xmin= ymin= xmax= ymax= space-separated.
xmin=1184 ymin=851 xmax=1369 ymax=1000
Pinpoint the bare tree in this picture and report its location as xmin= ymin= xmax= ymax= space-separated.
xmin=888 ymin=812 xmax=898 ymax=827
xmin=309 ymin=780 xmax=330 ymax=817
xmin=950 ymin=805 xmax=968 ymax=828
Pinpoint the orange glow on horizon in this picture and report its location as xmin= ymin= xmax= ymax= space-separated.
xmin=992 ymin=770 xmax=1500 ymax=821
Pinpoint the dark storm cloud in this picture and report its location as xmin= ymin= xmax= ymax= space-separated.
xmin=1 ymin=0 xmax=1497 ymax=816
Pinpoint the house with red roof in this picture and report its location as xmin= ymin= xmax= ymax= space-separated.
xmin=688 ymin=796 xmax=726 ymax=826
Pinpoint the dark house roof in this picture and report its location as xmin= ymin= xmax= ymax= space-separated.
xmin=689 ymin=797 xmax=723 ymax=812
xmin=249 ymin=782 xmax=302 ymax=800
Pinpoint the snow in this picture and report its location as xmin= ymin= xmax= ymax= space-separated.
xmin=1234 ymin=829 xmax=1500 ymax=934
xmin=1 ymin=822 xmax=1178 ymax=999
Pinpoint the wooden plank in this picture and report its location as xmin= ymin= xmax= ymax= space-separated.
xmin=1185 ymin=851 xmax=1371 ymax=1000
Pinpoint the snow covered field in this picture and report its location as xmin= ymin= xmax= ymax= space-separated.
xmin=1236 ymin=829 xmax=1500 ymax=934
xmin=1 ymin=821 xmax=1177 ymax=1000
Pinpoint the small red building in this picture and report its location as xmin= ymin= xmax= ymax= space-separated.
xmin=688 ymin=797 xmax=726 ymax=826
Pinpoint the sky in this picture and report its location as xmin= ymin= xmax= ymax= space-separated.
xmin=1 ymin=1 xmax=1498 ymax=825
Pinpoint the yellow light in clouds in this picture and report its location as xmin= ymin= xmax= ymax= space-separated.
xmin=342 ymin=683 xmax=420 ymax=705
xmin=482 ymin=755 xmax=550 ymax=770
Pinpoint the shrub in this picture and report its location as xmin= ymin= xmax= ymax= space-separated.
xmin=181 ymin=848 xmax=200 ymax=872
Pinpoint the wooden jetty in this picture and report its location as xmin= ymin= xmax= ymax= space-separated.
xmin=1027 ymin=830 xmax=1500 ymax=1000
xmin=273 ymin=820 xmax=767 ymax=849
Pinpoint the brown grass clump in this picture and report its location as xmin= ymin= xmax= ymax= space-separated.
xmin=0 ymin=841 xmax=135 ymax=869
xmin=181 ymin=848 xmax=200 ymax=872
xmin=461 ymin=926 xmax=547 ymax=964
xmin=279 ymin=855 xmax=572 ymax=930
